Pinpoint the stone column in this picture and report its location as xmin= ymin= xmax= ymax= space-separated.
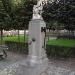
xmin=28 ymin=19 xmax=48 ymax=64
xmin=21 ymin=19 xmax=48 ymax=75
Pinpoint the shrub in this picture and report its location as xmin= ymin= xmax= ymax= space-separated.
xmin=5 ymin=40 xmax=75 ymax=58
xmin=46 ymin=45 xmax=75 ymax=58
xmin=57 ymin=35 xmax=75 ymax=39
xmin=5 ymin=41 xmax=28 ymax=54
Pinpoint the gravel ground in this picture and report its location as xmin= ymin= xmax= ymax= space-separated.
xmin=0 ymin=51 xmax=27 ymax=70
xmin=0 ymin=51 xmax=75 ymax=75
xmin=48 ymin=57 xmax=75 ymax=71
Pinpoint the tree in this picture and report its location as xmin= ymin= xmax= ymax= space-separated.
xmin=42 ymin=0 xmax=75 ymax=35
xmin=58 ymin=0 xmax=75 ymax=35
xmin=0 ymin=0 xmax=12 ymax=44
xmin=0 ymin=0 xmax=37 ymax=44
xmin=10 ymin=0 xmax=36 ymax=43
xmin=0 ymin=0 xmax=37 ymax=30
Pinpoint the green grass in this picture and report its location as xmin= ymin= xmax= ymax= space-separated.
xmin=0 ymin=36 xmax=75 ymax=47
xmin=0 ymin=36 xmax=28 ymax=44
xmin=47 ymin=39 xmax=75 ymax=47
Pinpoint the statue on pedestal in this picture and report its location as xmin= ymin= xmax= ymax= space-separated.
xmin=32 ymin=0 xmax=47 ymax=20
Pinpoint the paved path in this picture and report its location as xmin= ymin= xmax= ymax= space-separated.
xmin=0 ymin=52 xmax=75 ymax=75
xmin=0 ymin=51 xmax=26 ymax=70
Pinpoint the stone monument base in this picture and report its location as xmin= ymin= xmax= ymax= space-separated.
xmin=20 ymin=55 xmax=49 ymax=75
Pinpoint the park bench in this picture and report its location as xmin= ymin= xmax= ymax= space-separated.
xmin=0 ymin=45 xmax=8 ymax=59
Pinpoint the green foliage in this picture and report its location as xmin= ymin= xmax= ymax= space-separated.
xmin=0 ymin=0 xmax=37 ymax=30
xmin=3 ymin=36 xmax=28 ymax=43
xmin=46 ymin=45 xmax=75 ymax=58
xmin=47 ymin=39 xmax=75 ymax=47
xmin=5 ymin=41 xmax=28 ymax=54
xmin=46 ymin=39 xmax=75 ymax=58
xmin=42 ymin=0 xmax=75 ymax=31
xmin=9 ymin=0 xmax=35 ymax=30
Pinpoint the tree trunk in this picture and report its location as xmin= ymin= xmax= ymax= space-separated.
xmin=24 ymin=29 xmax=26 ymax=43
xmin=18 ymin=29 xmax=20 ymax=43
xmin=68 ymin=30 xmax=70 ymax=39
xmin=0 ymin=30 xmax=3 ymax=45
xmin=17 ymin=29 xmax=20 ymax=52
xmin=71 ymin=31 xmax=74 ymax=36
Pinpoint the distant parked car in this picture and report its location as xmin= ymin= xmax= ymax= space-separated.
xmin=0 ymin=45 xmax=8 ymax=59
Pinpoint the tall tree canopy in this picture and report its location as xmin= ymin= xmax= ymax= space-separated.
xmin=42 ymin=0 xmax=75 ymax=31
xmin=0 ymin=0 xmax=37 ymax=30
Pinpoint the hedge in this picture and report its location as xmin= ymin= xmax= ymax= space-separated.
xmin=46 ymin=45 xmax=75 ymax=58
xmin=5 ymin=41 xmax=28 ymax=54
xmin=5 ymin=41 xmax=75 ymax=58
xmin=57 ymin=35 xmax=75 ymax=39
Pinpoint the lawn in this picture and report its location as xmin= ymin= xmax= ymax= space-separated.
xmin=0 ymin=36 xmax=28 ymax=44
xmin=0 ymin=36 xmax=75 ymax=47
xmin=47 ymin=39 xmax=75 ymax=47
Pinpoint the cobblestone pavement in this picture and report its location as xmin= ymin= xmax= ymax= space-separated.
xmin=0 ymin=52 xmax=75 ymax=75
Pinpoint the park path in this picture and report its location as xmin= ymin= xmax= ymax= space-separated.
xmin=0 ymin=51 xmax=27 ymax=70
xmin=0 ymin=51 xmax=75 ymax=75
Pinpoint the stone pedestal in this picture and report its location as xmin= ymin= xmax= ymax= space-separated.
xmin=29 ymin=19 xmax=47 ymax=60
xmin=20 ymin=57 xmax=48 ymax=75
xmin=20 ymin=19 xmax=48 ymax=75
